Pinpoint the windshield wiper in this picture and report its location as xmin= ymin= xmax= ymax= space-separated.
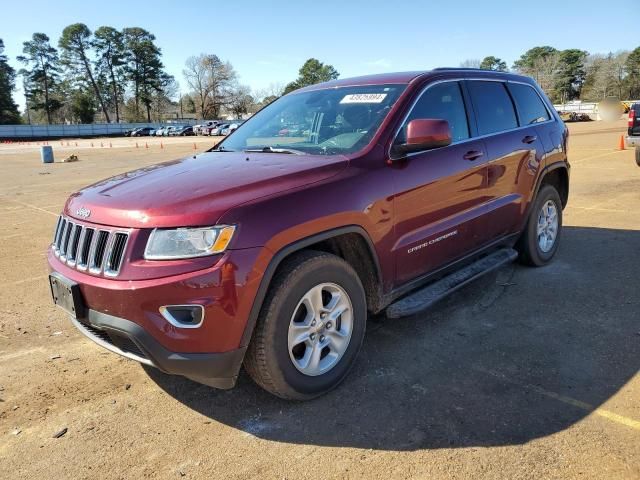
xmin=244 ymin=146 xmax=304 ymax=155
xmin=211 ymin=145 xmax=235 ymax=152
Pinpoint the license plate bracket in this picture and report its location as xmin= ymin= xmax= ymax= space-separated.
xmin=49 ymin=273 xmax=86 ymax=320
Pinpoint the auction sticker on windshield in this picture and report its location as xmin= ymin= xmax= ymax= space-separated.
xmin=340 ymin=93 xmax=387 ymax=104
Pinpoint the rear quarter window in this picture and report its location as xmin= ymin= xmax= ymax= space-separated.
xmin=467 ymin=81 xmax=518 ymax=135
xmin=508 ymin=83 xmax=551 ymax=125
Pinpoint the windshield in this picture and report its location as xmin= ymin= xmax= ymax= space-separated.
xmin=218 ymin=84 xmax=406 ymax=155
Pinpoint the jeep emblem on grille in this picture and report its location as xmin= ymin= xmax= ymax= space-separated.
xmin=76 ymin=207 xmax=91 ymax=219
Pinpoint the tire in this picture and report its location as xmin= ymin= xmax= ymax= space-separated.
xmin=635 ymin=147 xmax=640 ymax=167
xmin=517 ymin=184 xmax=563 ymax=266
xmin=244 ymin=250 xmax=366 ymax=400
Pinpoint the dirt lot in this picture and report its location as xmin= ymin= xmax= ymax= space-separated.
xmin=0 ymin=124 xmax=639 ymax=479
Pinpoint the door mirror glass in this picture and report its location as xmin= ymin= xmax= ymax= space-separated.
xmin=395 ymin=119 xmax=452 ymax=155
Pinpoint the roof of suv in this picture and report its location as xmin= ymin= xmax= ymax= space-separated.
xmin=296 ymin=68 xmax=532 ymax=93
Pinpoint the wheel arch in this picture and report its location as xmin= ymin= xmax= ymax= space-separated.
xmin=536 ymin=162 xmax=569 ymax=208
xmin=240 ymin=226 xmax=383 ymax=347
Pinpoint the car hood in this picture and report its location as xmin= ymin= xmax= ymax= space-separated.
xmin=64 ymin=151 xmax=348 ymax=228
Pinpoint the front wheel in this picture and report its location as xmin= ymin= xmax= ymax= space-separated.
xmin=244 ymin=251 xmax=366 ymax=400
xmin=517 ymin=184 xmax=563 ymax=266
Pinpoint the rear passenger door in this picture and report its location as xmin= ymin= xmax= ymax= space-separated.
xmin=465 ymin=80 xmax=547 ymax=244
xmin=390 ymin=81 xmax=488 ymax=285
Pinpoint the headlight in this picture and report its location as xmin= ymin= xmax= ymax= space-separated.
xmin=144 ymin=226 xmax=235 ymax=260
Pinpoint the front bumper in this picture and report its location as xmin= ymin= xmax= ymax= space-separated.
xmin=48 ymin=247 xmax=264 ymax=353
xmin=626 ymin=136 xmax=640 ymax=148
xmin=48 ymin=244 xmax=269 ymax=388
xmin=74 ymin=309 xmax=246 ymax=388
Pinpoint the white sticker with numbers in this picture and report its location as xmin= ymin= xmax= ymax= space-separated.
xmin=340 ymin=93 xmax=387 ymax=104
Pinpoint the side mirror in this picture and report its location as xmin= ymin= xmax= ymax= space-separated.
xmin=395 ymin=119 xmax=452 ymax=155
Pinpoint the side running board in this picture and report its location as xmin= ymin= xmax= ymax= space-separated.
xmin=386 ymin=248 xmax=518 ymax=319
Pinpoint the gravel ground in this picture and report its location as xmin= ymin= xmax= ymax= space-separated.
xmin=0 ymin=124 xmax=638 ymax=479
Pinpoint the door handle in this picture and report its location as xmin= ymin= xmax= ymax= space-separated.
xmin=522 ymin=135 xmax=537 ymax=144
xmin=463 ymin=150 xmax=484 ymax=161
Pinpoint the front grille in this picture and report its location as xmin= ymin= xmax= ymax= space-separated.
xmin=110 ymin=334 xmax=147 ymax=358
xmin=81 ymin=321 xmax=112 ymax=343
xmin=52 ymin=215 xmax=130 ymax=277
xmin=78 ymin=321 xmax=148 ymax=360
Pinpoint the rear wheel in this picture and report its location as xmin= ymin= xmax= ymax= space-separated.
xmin=244 ymin=251 xmax=366 ymax=400
xmin=517 ymin=184 xmax=563 ymax=266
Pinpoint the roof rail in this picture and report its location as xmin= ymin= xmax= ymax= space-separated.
xmin=432 ymin=67 xmax=503 ymax=72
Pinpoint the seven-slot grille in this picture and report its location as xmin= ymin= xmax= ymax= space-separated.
xmin=52 ymin=215 xmax=130 ymax=277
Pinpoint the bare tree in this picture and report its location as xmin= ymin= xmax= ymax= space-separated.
xmin=183 ymin=55 xmax=209 ymax=119
xmin=228 ymin=84 xmax=254 ymax=118
xmin=183 ymin=53 xmax=237 ymax=119
xmin=582 ymin=52 xmax=630 ymax=100
xmin=460 ymin=59 xmax=481 ymax=68
xmin=532 ymin=53 xmax=561 ymax=94
xmin=151 ymin=77 xmax=179 ymax=121
xmin=255 ymin=82 xmax=285 ymax=102
xmin=204 ymin=55 xmax=236 ymax=118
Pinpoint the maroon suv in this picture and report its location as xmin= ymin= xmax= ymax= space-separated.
xmin=48 ymin=69 xmax=569 ymax=400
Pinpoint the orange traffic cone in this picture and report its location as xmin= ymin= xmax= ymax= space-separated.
xmin=619 ymin=135 xmax=625 ymax=150
xmin=135 ymin=142 xmax=139 ymax=149
xmin=145 ymin=142 xmax=148 ymax=149
xmin=160 ymin=141 xmax=163 ymax=149
xmin=193 ymin=142 xmax=197 ymax=150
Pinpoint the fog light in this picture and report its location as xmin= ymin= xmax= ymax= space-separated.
xmin=159 ymin=305 xmax=204 ymax=328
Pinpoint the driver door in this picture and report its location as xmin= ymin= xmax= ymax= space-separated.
xmin=390 ymin=81 xmax=489 ymax=286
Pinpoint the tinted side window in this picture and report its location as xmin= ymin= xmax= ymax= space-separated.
xmin=399 ymin=82 xmax=469 ymax=143
xmin=468 ymin=81 xmax=518 ymax=135
xmin=509 ymin=83 xmax=550 ymax=125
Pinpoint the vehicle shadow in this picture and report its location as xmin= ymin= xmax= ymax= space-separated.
xmin=144 ymin=226 xmax=640 ymax=451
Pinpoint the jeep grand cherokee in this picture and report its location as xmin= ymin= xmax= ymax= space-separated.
xmin=48 ymin=69 xmax=569 ymax=400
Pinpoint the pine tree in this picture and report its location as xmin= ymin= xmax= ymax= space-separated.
xmin=17 ymin=33 xmax=61 ymax=124
xmin=93 ymin=26 xmax=126 ymax=123
xmin=122 ymin=28 xmax=168 ymax=122
xmin=59 ymin=23 xmax=109 ymax=123
xmin=0 ymin=38 xmax=21 ymax=124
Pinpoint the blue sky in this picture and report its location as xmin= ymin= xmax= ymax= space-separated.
xmin=1 ymin=0 xmax=637 ymax=105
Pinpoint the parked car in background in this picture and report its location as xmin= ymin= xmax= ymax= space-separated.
xmin=221 ymin=122 xmax=243 ymax=135
xmin=154 ymin=127 xmax=167 ymax=136
xmin=625 ymin=103 xmax=640 ymax=166
xmin=208 ymin=123 xmax=229 ymax=136
xmin=49 ymin=69 xmax=569 ymax=400
xmin=131 ymin=127 xmax=155 ymax=137
xmin=174 ymin=126 xmax=194 ymax=136
xmin=202 ymin=124 xmax=218 ymax=135
xmin=194 ymin=121 xmax=220 ymax=135
xmin=168 ymin=126 xmax=190 ymax=136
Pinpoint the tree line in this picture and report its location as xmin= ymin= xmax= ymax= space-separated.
xmin=2 ymin=33 xmax=640 ymax=126
xmin=463 ymin=46 xmax=640 ymax=104
xmin=2 ymin=25 xmax=180 ymax=125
